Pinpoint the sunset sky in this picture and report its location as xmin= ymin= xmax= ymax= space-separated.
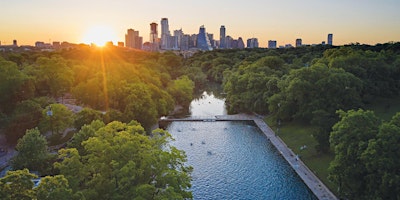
xmin=1 ymin=0 xmax=399 ymax=47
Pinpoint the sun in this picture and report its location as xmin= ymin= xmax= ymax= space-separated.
xmin=82 ymin=25 xmax=117 ymax=46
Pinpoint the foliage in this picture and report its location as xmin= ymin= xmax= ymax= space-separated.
xmin=0 ymin=169 xmax=37 ymax=200
xmin=74 ymin=107 xmax=103 ymax=130
xmin=11 ymin=128 xmax=54 ymax=174
xmin=35 ymin=175 xmax=74 ymax=200
xmin=39 ymin=103 xmax=74 ymax=135
xmin=329 ymin=110 xmax=400 ymax=199
xmin=56 ymin=121 xmax=192 ymax=199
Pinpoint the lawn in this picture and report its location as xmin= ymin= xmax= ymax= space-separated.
xmin=265 ymin=116 xmax=337 ymax=193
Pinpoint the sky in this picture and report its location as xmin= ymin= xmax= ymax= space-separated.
xmin=1 ymin=0 xmax=399 ymax=47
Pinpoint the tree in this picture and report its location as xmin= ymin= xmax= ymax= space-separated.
xmin=55 ymin=121 xmax=192 ymax=199
xmin=32 ymin=56 xmax=74 ymax=98
xmin=167 ymin=75 xmax=194 ymax=108
xmin=0 ymin=169 xmax=37 ymax=200
xmin=11 ymin=128 xmax=54 ymax=174
xmin=39 ymin=103 xmax=74 ymax=135
xmin=5 ymin=99 xmax=43 ymax=143
xmin=328 ymin=109 xmax=381 ymax=198
xmin=35 ymin=175 xmax=74 ymax=200
xmin=0 ymin=59 xmax=28 ymax=113
xmin=361 ymin=112 xmax=400 ymax=199
xmin=74 ymin=108 xmax=103 ymax=130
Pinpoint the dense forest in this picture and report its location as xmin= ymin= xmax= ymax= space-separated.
xmin=183 ymin=42 xmax=400 ymax=199
xmin=0 ymin=46 xmax=194 ymax=199
xmin=1 ymin=42 xmax=399 ymax=199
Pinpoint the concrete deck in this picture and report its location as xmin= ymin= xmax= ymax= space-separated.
xmin=160 ymin=114 xmax=338 ymax=200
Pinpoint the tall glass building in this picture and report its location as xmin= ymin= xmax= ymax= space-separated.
xmin=197 ymin=25 xmax=213 ymax=51
xmin=220 ymin=25 xmax=226 ymax=49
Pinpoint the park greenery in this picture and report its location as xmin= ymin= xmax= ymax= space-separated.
xmin=0 ymin=42 xmax=399 ymax=199
xmin=183 ymin=42 xmax=400 ymax=198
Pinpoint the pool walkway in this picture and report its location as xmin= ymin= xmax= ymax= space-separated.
xmin=160 ymin=114 xmax=338 ymax=200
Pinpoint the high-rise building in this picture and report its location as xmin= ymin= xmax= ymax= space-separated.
xmin=220 ymin=25 xmax=226 ymax=49
xmin=197 ymin=25 xmax=212 ymax=51
xmin=125 ymin=29 xmax=142 ymax=49
xmin=237 ymin=37 xmax=245 ymax=49
xmin=173 ymin=29 xmax=183 ymax=50
xmin=149 ymin=22 xmax=159 ymax=51
xmin=268 ymin=40 xmax=277 ymax=49
xmin=13 ymin=40 xmax=17 ymax=47
xmin=296 ymin=38 xmax=302 ymax=47
xmin=181 ymin=34 xmax=190 ymax=50
xmin=189 ymin=34 xmax=197 ymax=48
xmin=247 ymin=38 xmax=259 ymax=48
xmin=327 ymin=33 xmax=333 ymax=45
xmin=225 ymin=36 xmax=233 ymax=49
xmin=161 ymin=18 xmax=170 ymax=50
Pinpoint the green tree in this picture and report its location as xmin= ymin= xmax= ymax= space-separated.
xmin=329 ymin=109 xmax=381 ymax=198
xmin=39 ymin=103 xmax=74 ymax=135
xmin=11 ymin=128 xmax=54 ymax=174
xmin=5 ymin=99 xmax=43 ymax=143
xmin=0 ymin=59 xmax=28 ymax=113
xmin=74 ymin=108 xmax=103 ymax=130
xmin=167 ymin=75 xmax=195 ymax=108
xmin=0 ymin=169 xmax=37 ymax=200
xmin=361 ymin=112 xmax=400 ymax=199
xmin=56 ymin=121 xmax=192 ymax=199
xmin=35 ymin=175 xmax=74 ymax=200
xmin=32 ymin=56 xmax=74 ymax=98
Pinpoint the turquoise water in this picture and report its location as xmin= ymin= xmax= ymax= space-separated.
xmin=167 ymin=121 xmax=317 ymax=200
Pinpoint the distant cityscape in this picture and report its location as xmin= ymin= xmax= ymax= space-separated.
xmin=0 ymin=17 xmax=333 ymax=52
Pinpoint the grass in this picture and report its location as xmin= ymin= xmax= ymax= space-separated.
xmin=265 ymin=116 xmax=337 ymax=193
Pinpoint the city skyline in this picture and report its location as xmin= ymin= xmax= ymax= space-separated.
xmin=1 ymin=0 xmax=399 ymax=47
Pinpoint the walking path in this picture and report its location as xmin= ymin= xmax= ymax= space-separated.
xmin=251 ymin=116 xmax=337 ymax=200
xmin=161 ymin=114 xmax=338 ymax=200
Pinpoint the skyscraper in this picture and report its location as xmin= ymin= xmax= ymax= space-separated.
xmin=197 ymin=25 xmax=212 ymax=51
xmin=327 ymin=33 xmax=333 ymax=45
xmin=220 ymin=25 xmax=226 ymax=49
xmin=150 ymin=22 xmax=158 ymax=51
xmin=296 ymin=38 xmax=302 ymax=47
xmin=161 ymin=18 xmax=170 ymax=50
xmin=174 ymin=29 xmax=183 ymax=50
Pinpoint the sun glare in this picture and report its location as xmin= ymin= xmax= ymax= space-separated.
xmin=82 ymin=25 xmax=117 ymax=46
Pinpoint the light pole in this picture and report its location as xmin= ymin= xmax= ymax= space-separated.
xmin=46 ymin=105 xmax=53 ymax=135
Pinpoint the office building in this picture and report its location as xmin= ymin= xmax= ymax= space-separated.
xmin=220 ymin=25 xmax=226 ymax=49
xmin=268 ymin=40 xmax=277 ymax=49
xmin=237 ymin=37 xmax=245 ymax=49
xmin=247 ymin=38 xmax=259 ymax=48
xmin=125 ymin=29 xmax=142 ymax=49
xmin=161 ymin=18 xmax=171 ymax=50
xmin=173 ymin=29 xmax=183 ymax=50
xmin=327 ymin=33 xmax=333 ymax=45
xmin=149 ymin=23 xmax=159 ymax=51
xmin=296 ymin=38 xmax=302 ymax=47
xmin=197 ymin=25 xmax=212 ymax=51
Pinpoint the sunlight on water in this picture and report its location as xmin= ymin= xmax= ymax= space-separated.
xmin=189 ymin=91 xmax=227 ymax=116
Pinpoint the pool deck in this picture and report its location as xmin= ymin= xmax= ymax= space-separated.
xmin=160 ymin=114 xmax=338 ymax=200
